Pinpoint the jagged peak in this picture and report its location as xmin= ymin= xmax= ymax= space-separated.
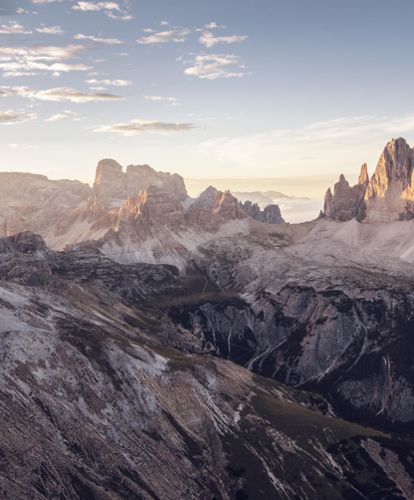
xmin=358 ymin=163 xmax=369 ymax=186
xmin=95 ymin=159 xmax=123 ymax=177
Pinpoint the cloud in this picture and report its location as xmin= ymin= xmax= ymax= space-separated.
xmin=0 ymin=86 xmax=124 ymax=103
xmin=45 ymin=110 xmax=80 ymax=122
xmin=197 ymin=114 xmax=414 ymax=177
xmin=184 ymin=54 xmax=249 ymax=80
xmin=36 ymin=26 xmax=64 ymax=35
xmin=0 ymin=22 xmax=32 ymax=35
xmin=205 ymin=22 xmax=226 ymax=30
xmin=144 ymin=95 xmax=179 ymax=105
xmin=72 ymin=1 xmax=120 ymax=11
xmin=95 ymin=118 xmax=196 ymax=136
xmin=86 ymin=78 xmax=132 ymax=86
xmin=74 ymin=33 xmax=123 ymax=44
xmin=199 ymin=31 xmax=247 ymax=48
xmin=0 ymin=44 xmax=89 ymax=76
xmin=0 ymin=45 xmax=84 ymax=60
xmin=72 ymin=1 xmax=131 ymax=19
xmin=31 ymin=0 xmax=63 ymax=3
xmin=0 ymin=110 xmax=37 ymax=125
xmin=137 ymin=28 xmax=190 ymax=45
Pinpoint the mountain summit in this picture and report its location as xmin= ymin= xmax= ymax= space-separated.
xmin=324 ymin=137 xmax=414 ymax=221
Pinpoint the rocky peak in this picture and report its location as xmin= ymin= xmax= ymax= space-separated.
xmin=93 ymin=159 xmax=187 ymax=207
xmin=189 ymin=186 xmax=219 ymax=210
xmin=358 ymin=163 xmax=369 ymax=186
xmin=213 ymin=190 xmax=245 ymax=219
xmin=323 ymin=168 xmax=368 ymax=221
xmin=93 ymin=159 xmax=125 ymax=203
xmin=239 ymin=200 xmax=285 ymax=224
xmin=364 ymin=138 xmax=414 ymax=221
xmin=116 ymin=186 xmax=185 ymax=230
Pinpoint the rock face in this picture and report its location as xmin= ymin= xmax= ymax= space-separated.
xmin=93 ymin=159 xmax=188 ymax=206
xmin=365 ymin=138 xmax=414 ymax=221
xmin=3 ymin=232 xmax=414 ymax=499
xmin=324 ymin=138 xmax=414 ymax=222
xmin=323 ymin=165 xmax=368 ymax=221
xmin=240 ymin=200 xmax=285 ymax=224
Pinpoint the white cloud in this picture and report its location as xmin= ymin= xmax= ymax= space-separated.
xmin=0 ymin=44 xmax=89 ymax=76
xmin=72 ymin=1 xmax=120 ymax=11
xmin=86 ymin=78 xmax=132 ymax=86
xmin=137 ymin=28 xmax=190 ymax=45
xmin=184 ymin=54 xmax=249 ymax=80
xmin=72 ymin=1 xmax=131 ymax=19
xmin=95 ymin=118 xmax=196 ymax=136
xmin=144 ymin=95 xmax=179 ymax=105
xmin=0 ymin=45 xmax=84 ymax=60
xmin=0 ymin=86 xmax=124 ymax=103
xmin=199 ymin=31 xmax=247 ymax=48
xmin=36 ymin=26 xmax=64 ymax=35
xmin=205 ymin=22 xmax=226 ymax=30
xmin=74 ymin=33 xmax=123 ymax=44
xmin=45 ymin=110 xmax=83 ymax=122
xmin=0 ymin=22 xmax=32 ymax=35
xmin=0 ymin=110 xmax=37 ymax=125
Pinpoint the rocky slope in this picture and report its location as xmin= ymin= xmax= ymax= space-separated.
xmin=3 ymin=232 xmax=414 ymax=499
xmin=3 ymin=140 xmax=414 ymax=497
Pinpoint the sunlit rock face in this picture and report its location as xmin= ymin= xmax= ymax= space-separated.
xmin=324 ymin=138 xmax=414 ymax=222
xmin=365 ymin=138 xmax=414 ymax=221
xmin=323 ymin=164 xmax=368 ymax=221
xmin=93 ymin=159 xmax=188 ymax=207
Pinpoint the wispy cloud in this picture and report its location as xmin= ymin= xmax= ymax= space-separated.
xmin=86 ymin=78 xmax=132 ymax=87
xmin=36 ymin=26 xmax=64 ymax=35
xmin=184 ymin=54 xmax=249 ymax=80
xmin=0 ymin=44 xmax=89 ymax=77
xmin=199 ymin=31 xmax=247 ymax=48
xmin=31 ymin=0 xmax=63 ymax=3
xmin=95 ymin=118 xmax=196 ymax=136
xmin=198 ymin=114 xmax=414 ymax=177
xmin=0 ymin=110 xmax=37 ymax=124
xmin=72 ymin=1 xmax=132 ymax=20
xmin=144 ymin=95 xmax=179 ymax=105
xmin=204 ymin=22 xmax=226 ymax=30
xmin=74 ymin=33 xmax=123 ymax=44
xmin=0 ymin=22 xmax=32 ymax=35
xmin=0 ymin=86 xmax=124 ymax=103
xmin=72 ymin=1 xmax=120 ymax=11
xmin=45 ymin=110 xmax=80 ymax=122
xmin=137 ymin=28 xmax=190 ymax=45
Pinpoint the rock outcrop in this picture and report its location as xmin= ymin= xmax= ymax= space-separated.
xmin=93 ymin=159 xmax=188 ymax=206
xmin=365 ymin=138 xmax=414 ymax=221
xmin=324 ymin=138 xmax=414 ymax=222
xmin=4 ymin=232 xmax=414 ymax=499
xmin=240 ymin=200 xmax=285 ymax=224
xmin=323 ymin=164 xmax=368 ymax=221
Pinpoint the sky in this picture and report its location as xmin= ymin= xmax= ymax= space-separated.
xmin=1 ymin=0 xmax=414 ymax=193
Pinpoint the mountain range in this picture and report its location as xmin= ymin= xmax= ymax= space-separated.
xmin=2 ymin=138 xmax=414 ymax=498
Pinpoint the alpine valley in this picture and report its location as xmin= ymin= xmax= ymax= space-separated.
xmin=2 ymin=138 xmax=414 ymax=499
